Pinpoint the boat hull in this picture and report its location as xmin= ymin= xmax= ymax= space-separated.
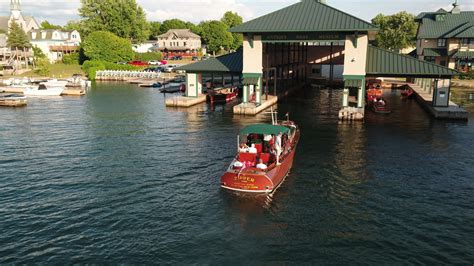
xmin=0 ymin=95 xmax=27 ymax=107
xmin=24 ymin=87 xmax=64 ymax=96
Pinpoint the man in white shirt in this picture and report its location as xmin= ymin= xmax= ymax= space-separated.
xmin=275 ymin=132 xmax=282 ymax=165
xmin=256 ymin=159 xmax=267 ymax=170
xmin=248 ymin=144 xmax=258 ymax=154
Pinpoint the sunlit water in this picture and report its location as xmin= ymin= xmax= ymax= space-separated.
xmin=0 ymin=83 xmax=473 ymax=263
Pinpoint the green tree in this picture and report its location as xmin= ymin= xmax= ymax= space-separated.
xmin=7 ymin=21 xmax=31 ymax=50
xmin=149 ymin=21 xmax=162 ymax=40
xmin=82 ymin=31 xmax=134 ymax=62
xmin=160 ymin=19 xmax=188 ymax=33
xmin=64 ymin=20 xmax=83 ymax=31
xmin=40 ymin=21 xmax=63 ymax=30
xmin=221 ymin=11 xmax=243 ymax=50
xmin=79 ymin=0 xmax=150 ymax=42
xmin=372 ymin=12 xmax=417 ymax=51
xmin=35 ymin=58 xmax=51 ymax=76
xmin=32 ymin=46 xmax=46 ymax=63
xmin=200 ymin=20 xmax=233 ymax=54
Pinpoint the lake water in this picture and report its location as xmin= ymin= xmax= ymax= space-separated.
xmin=0 ymin=83 xmax=473 ymax=264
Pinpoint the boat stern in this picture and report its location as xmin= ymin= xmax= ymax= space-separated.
xmin=220 ymin=170 xmax=273 ymax=193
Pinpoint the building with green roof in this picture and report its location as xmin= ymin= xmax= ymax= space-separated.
xmin=178 ymin=0 xmax=460 ymax=120
xmin=415 ymin=1 xmax=474 ymax=71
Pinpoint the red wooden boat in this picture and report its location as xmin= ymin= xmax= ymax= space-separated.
xmin=207 ymin=87 xmax=238 ymax=104
xmin=401 ymin=88 xmax=414 ymax=99
xmin=220 ymin=121 xmax=300 ymax=193
xmin=369 ymin=98 xmax=391 ymax=114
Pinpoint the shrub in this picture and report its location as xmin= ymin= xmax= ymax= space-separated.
xmin=459 ymin=71 xmax=474 ymax=80
xmin=134 ymin=52 xmax=162 ymax=61
xmin=35 ymin=58 xmax=51 ymax=76
xmin=62 ymin=53 xmax=80 ymax=65
xmin=82 ymin=31 xmax=134 ymax=63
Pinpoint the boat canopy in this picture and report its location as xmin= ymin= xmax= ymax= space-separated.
xmin=240 ymin=124 xmax=290 ymax=136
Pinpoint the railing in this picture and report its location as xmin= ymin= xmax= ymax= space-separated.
xmin=95 ymin=70 xmax=162 ymax=80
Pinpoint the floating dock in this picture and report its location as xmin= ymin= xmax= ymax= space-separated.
xmin=62 ymin=88 xmax=86 ymax=96
xmin=165 ymin=94 xmax=206 ymax=107
xmin=233 ymin=95 xmax=278 ymax=115
xmin=409 ymin=83 xmax=468 ymax=120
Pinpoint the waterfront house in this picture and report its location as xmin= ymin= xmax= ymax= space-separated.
xmin=29 ymin=29 xmax=81 ymax=63
xmin=415 ymin=1 xmax=474 ymax=71
xmin=156 ymin=29 xmax=201 ymax=53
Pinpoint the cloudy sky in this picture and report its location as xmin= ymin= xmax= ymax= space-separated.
xmin=0 ymin=0 xmax=473 ymax=25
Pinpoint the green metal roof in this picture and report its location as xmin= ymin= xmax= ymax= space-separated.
xmin=240 ymin=124 xmax=290 ymax=136
xmin=229 ymin=0 xmax=378 ymax=33
xmin=416 ymin=11 xmax=474 ymax=39
xmin=366 ymin=46 xmax=459 ymax=77
xmin=423 ymin=48 xmax=448 ymax=57
xmin=452 ymin=51 xmax=474 ymax=59
xmin=175 ymin=49 xmax=242 ymax=73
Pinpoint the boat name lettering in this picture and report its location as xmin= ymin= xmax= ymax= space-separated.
xmin=234 ymin=176 xmax=255 ymax=183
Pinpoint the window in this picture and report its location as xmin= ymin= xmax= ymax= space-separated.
xmin=425 ymin=56 xmax=436 ymax=63
xmin=184 ymin=42 xmax=187 ymax=47
xmin=437 ymin=39 xmax=446 ymax=47
xmin=435 ymin=14 xmax=445 ymax=21
xmin=461 ymin=38 xmax=469 ymax=46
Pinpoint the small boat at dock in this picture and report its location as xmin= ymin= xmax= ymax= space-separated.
xmin=220 ymin=118 xmax=300 ymax=194
xmin=0 ymin=94 xmax=28 ymax=107
xmin=24 ymin=84 xmax=64 ymax=96
xmin=207 ymin=87 xmax=239 ymax=104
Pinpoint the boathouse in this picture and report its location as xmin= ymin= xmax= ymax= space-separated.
xmin=178 ymin=0 xmax=460 ymax=119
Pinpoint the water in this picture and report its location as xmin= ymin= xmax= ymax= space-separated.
xmin=0 ymin=83 xmax=473 ymax=264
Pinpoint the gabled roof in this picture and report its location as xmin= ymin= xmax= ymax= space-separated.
xmin=176 ymin=49 xmax=243 ymax=73
xmin=366 ymin=46 xmax=458 ymax=77
xmin=416 ymin=10 xmax=474 ymax=39
xmin=158 ymin=29 xmax=200 ymax=39
xmin=229 ymin=0 xmax=378 ymax=33
xmin=423 ymin=48 xmax=448 ymax=57
xmin=0 ymin=17 xmax=9 ymax=32
xmin=452 ymin=50 xmax=474 ymax=59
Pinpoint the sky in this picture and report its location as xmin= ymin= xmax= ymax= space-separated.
xmin=0 ymin=0 xmax=473 ymax=26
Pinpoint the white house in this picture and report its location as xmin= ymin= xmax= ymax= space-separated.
xmin=29 ymin=29 xmax=81 ymax=62
xmin=132 ymin=41 xmax=159 ymax=53
xmin=156 ymin=29 xmax=201 ymax=53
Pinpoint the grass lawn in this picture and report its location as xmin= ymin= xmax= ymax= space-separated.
xmin=16 ymin=63 xmax=84 ymax=78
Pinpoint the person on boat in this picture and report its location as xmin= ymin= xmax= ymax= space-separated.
xmin=275 ymin=132 xmax=282 ymax=165
xmin=378 ymin=98 xmax=386 ymax=105
xmin=233 ymin=161 xmax=244 ymax=168
xmin=248 ymin=144 xmax=258 ymax=154
xmin=239 ymin=144 xmax=249 ymax=153
xmin=256 ymin=159 xmax=268 ymax=170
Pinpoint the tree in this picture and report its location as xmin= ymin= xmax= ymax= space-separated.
xmin=149 ymin=21 xmax=162 ymax=40
xmin=82 ymin=31 xmax=134 ymax=62
xmin=160 ymin=19 xmax=187 ymax=33
xmin=40 ymin=21 xmax=62 ymax=30
xmin=200 ymin=20 xmax=233 ymax=54
xmin=79 ymin=0 xmax=150 ymax=42
xmin=7 ymin=21 xmax=31 ymax=50
xmin=32 ymin=46 xmax=46 ymax=63
xmin=221 ymin=11 xmax=243 ymax=50
xmin=372 ymin=12 xmax=417 ymax=51
xmin=64 ymin=20 xmax=83 ymax=31
xmin=35 ymin=58 xmax=51 ymax=76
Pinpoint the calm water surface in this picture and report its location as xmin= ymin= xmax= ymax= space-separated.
xmin=0 ymin=83 xmax=473 ymax=264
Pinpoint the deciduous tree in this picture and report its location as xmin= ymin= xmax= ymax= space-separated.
xmin=79 ymin=0 xmax=150 ymax=42
xmin=40 ymin=21 xmax=62 ymax=30
xmin=82 ymin=31 xmax=134 ymax=62
xmin=372 ymin=12 xmax=417 ymax=51
xmin=200 ymin=20 xmax=233 ymax=54
xmin=221 ymin=11 xmax=243 ymax=50
xmin=149 ymin=21 xmax=162 ymax=40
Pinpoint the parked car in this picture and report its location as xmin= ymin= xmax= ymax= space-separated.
xmin=163 ymin=65 xmax=175 ymax=73
xmin=171 ymin=55 xmax=183 ymax=60
xmin=148 ymin=60 xmax=162 ymax=65
xmin=128 ymin=61 xmax=148 ymax=66
xmin=192 ymin=56 xmax=198 ymax=61
xmin=144 ymin=67 xmax=161 ymax=73
xmin=160 ymin=60 xmax=168 ymax=65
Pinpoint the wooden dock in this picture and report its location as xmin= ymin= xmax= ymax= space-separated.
xmin=233 ymin=95 xmax=278 ymax=115
xmin=165 ymin=94 xmax=207 ymax=107
xmin=408 ymin=83 xmax=468 ymax=120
